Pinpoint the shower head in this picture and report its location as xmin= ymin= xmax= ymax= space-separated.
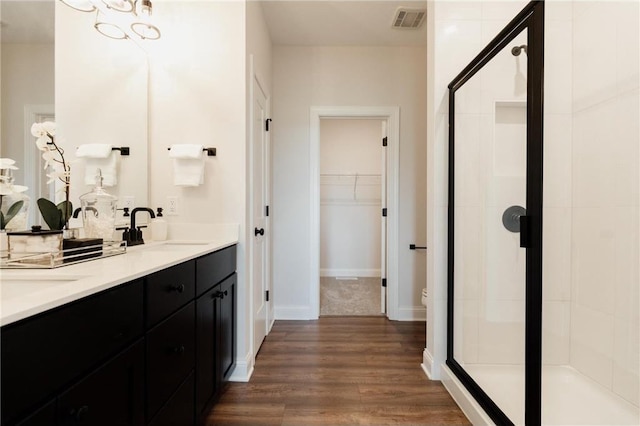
xmin=511 ymin=44 xmax=528 ymax=56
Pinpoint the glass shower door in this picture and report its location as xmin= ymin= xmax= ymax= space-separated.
xmin=447 ymin=2 xmax=544 ymax=425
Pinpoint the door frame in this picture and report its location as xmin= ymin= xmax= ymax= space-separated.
xmin=309 ymin=106 xmax=400 ymax=320
xmin=248 ymin=56 xmax=272 ymax=360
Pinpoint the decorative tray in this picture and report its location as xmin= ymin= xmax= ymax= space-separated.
xmin=0 ymin=241 xmax=127 ymax=269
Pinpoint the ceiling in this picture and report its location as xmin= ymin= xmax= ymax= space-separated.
xmin=261 ymin=1 xmax=428 ymax=46
xmin=0 ymin=0 xmax=427 ymax=46
xmin=1 ymin=0 xmax=54 ymax=44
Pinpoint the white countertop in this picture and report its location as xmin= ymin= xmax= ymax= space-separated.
xmin=0 ymin=237 xmax=237 ymax=327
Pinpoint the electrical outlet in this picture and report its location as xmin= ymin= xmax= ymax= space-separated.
xmin=166 ymin=196 xmax=179 ymax=215
xmin=122 ymin=196 xmax=135 ymax=211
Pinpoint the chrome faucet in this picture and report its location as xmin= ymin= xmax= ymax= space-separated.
xmin=126 ymin=207 xmax=156 ymax=246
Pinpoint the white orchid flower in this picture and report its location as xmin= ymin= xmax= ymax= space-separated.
xmin=35 ymin=136 xmax=50 ymax=151
xmin=41 ymin=121 xmax=56 ymax=136
xmin=0 ymin=182 xmax=13 ymax=196
xmin=30 ymin=122 xmax=45 ymax=138
xmin=46 ymin=170 xmax=70 ymax=185
xmin=0 ymin=158 xmax=18 ymax=170
xmin=42 ymin=150 xmax=57 ymax=170
xmin=30 ymin=121 xmax=56 ymax=138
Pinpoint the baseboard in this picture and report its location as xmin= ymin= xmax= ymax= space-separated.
xmin=228 ymin=350 xmax=254 ymax=382
xmin=396 ymin=306 xmax=427 ymax=321
xmin=421 ymin=349 xmax=435 ymax=379
xmin=320 ymin=268 xmax=381 ymax=278
xmin=274 ymin=305 xmax=315 ymax=320
xmin=441 ymin=365 xmax=493 ymax=425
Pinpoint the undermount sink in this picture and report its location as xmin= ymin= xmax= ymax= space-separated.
xmin=163 ymin=240 xmax=210 ymax=246
xmin=140 ymin=240 xmax=212 ymax=252
xmin=1 ymin=275 xmax=88 ymax=299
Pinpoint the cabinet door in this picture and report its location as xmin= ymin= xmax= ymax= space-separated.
xmin=148 ymin=373 xmax=194 ymax=426
xmin=195 ymin=282 xmax=220 ymax=421
xmin=2 ymin=280 xmax=144 ymax=425
xmin=219 ymin=274 xmax=236 ymax=383
xmin=57 ymin=339 xmax=144 ymax=426
xmin=146 ymin=302 xmax=195 ymax=420
xmin=15 ymin=400 xmax=56 ymax=426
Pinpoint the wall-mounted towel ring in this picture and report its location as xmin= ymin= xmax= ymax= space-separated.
xmin=167 ymin=147 xmax=216 ymax=156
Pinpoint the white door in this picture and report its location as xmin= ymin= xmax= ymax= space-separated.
xmin=380 ymin=121 xmax=388 ymax=315
xmin=252 ymin=75 xmax=268 ymax=356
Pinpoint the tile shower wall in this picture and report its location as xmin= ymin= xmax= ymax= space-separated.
xmin=569 ymin=1 xmax=639 ymax=407
xmin=446 ymin=1 xmax=573 ymax=368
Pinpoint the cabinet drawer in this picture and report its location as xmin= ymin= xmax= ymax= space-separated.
xmin=57 ymin=339 xmax=145 ymax=426
xmin=195 ymin=245 xmax=236 ymax=296
xmin=1 ymin=280 xmax=144 ymax=425
xmin=148 ymin=373 xmax=195 ymax=426
xmin=147 ymin=301 xmax=195 ymax=420
xmin=146 ymin=260 xmax=195 ymax=326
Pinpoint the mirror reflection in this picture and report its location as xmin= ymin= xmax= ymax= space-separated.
xmin=1 ymin=0 xmax=55 ymax=226
xmin=1 ymin=0 xmax=149 ymax=231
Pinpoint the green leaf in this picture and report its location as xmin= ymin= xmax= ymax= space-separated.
xmin=4 ymin=200 xmax=24 ymax=228
xmin=38 ymin=198 xmax=64 ymax=230
xmin=57 ymin=201 xmax=73 ymax=225
xmin=0 ymin=211 xmax=5 ymax=230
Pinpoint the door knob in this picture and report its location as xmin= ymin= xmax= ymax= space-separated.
xmin=254 ymin=227 xmax=265 ymax=236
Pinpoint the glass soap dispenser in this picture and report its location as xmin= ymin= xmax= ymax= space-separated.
xmin=79 ymin=169 xmax=117 ymax=241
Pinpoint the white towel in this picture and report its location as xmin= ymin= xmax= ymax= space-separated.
xmin=76 ymin=144 xmax=117 ymax=187
xmin=169 ymin=144 xmax=205 ymax=186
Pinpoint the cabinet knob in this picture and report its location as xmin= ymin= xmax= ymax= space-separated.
xmin=224 ymin=290 xmax=228 ymax=296
xmin=212 ymin=290 xmax=224 ymax=300
xmin=171 ymin=283 xmax=185 ymax=293
xmin=69 ymin=405 xmax=89 ymax=421
xmin=172 ymin=345 xmax=185 ymax=354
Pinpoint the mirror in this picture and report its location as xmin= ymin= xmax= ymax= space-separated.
xmin=1 ymin=0 xmax=148 ymax=230
xmin=1 ymin=0 xmax=55 ymax=226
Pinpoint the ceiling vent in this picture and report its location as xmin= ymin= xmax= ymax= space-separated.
xmin=392 ymin=8 xmax=426 ymax=29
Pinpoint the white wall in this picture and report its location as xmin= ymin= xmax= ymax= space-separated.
xmin=272 ymin=45 xmax=427 ymax=320
xmin=569 ymin=1 xmax=639 ymax=407
xmin=56 ymin=3 xmax=148 ymax=222
xmin=1 ymin=43 xmax=54 ymax=186
xmin=143 ymin=1 xmax=252 ymax=379
xmin=320 ymin=119 xmax=382 ymax=277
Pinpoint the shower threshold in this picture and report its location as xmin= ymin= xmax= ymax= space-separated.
xmin=461 ymin=364 xmax=639 ymax=425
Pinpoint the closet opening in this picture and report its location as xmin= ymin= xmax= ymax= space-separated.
xmin=319 ymin=118 xmax=387 ymax=316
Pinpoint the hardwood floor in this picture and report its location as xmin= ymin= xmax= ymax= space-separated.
xmin=206 ymin=317 xmax=470 ymax=426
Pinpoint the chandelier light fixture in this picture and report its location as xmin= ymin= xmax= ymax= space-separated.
xmin=60 ymin=0 xmax=161 ymax=40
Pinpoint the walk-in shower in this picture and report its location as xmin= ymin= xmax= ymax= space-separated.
xmin=446 ymin=1 xmax=639 ymax=424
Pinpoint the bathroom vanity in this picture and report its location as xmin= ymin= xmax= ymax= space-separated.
xmin=0 ymin=239 xmax=237 ymax=426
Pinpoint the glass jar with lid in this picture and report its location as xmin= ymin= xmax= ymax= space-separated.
xmin=79 ymin=170 xmax=117 ymax=240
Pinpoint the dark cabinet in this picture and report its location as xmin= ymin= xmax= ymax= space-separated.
xmin=1 ymin=244 xmax=236 ymax=426
xmin=148 ymin=373 xmax=195 ymax=426
xmin=195 ymin=273 xmax=236 ymax=424
xmin=146 ymin=261 xmax=195 ymax=326
xmin=1 ymin=280 xmax=144 ymax=426
xmin=57 ymin=340 xmax=145 ymax=426
xmin=146 ymin=302 xmax=195 ymax=421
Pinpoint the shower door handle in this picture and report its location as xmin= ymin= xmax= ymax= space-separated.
xmin=519 ymin=215 xmax=529 ymax=248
